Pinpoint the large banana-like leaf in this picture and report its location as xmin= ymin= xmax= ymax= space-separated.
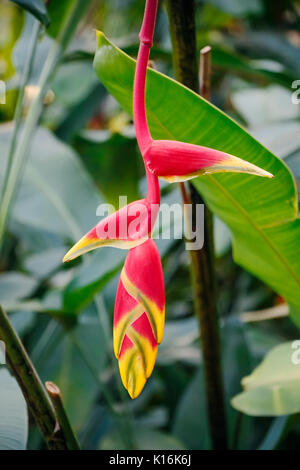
xmin=0 ymin=369 xmax=28 ymax=450
xmin=93 ymin=32 xmax=300 ymax=321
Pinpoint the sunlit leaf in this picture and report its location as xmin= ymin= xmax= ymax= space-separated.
xmin=93 ymin=32 xmax=300 ymax=323
xmin=232 ymin=342 xmax=300 ymax=416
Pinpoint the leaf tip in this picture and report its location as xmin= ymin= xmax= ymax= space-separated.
xmin=95 ymin=30 xmax=107 ymax=48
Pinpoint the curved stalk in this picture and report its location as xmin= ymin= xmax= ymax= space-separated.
xmin=133 ymin=0 xmax=158 ymax=153
xmin=134 ymin=0 xmax=160 ymax=207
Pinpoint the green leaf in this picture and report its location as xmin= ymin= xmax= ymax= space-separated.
xmin=100 ymin=425 xmax=185 ymax=450
xmin=172 ymin=367 xmax=211 ymax=450
xmin=36 ymin=308 xmax=107 ymax=430
xmin=51 ymin=62 xmax=99 ymax=107
xmin=0 ymin=126 xmax=102 ymax=241
xmin=212 ymin=47 xmax=296 ymax=89
xmin=47 ymin=0 xmax=90 ymax=41
xmin=0 ymin=272 xmax=38 ymax=302
xmin=9 ymin=311 xmax=35 ymax=337
xmin=0 ymin=368 xmax=28 ymax=450
xmin=63 ymin=248 xmax=126 ymax=313
xmin=205 ymin=0 xmax=263 ymax=17
xmin=46 ymin=0 xmax=73 ymax=38
xmin=231 ymin=342 xmax=300 ymax=416
xmin=235 ymin=31 xmax=300 ymax=78
xmin=10 ymin=0 xmax=50 ymax=26
xmin=63 ymin=45 xmax=295 ymax=89
xmin=93 ymin=32 xmax=300 ymax=322
xmin=74 ymin=130 xmax=142 ymax=207
xmin=24 ymin=247 xmax=68 ymax=279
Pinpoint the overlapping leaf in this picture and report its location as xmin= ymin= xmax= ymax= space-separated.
xmin=11 ymin=0 xmax=49 ymax=26
xmin=0 ymin=369 xmax=28 ymax=450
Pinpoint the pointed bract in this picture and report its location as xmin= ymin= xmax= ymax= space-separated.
xmin=114 ymin=239 xmax=165 ymax=398
xmin=143 ymin=140 xmax=273 ymax=182
xmin=63 ymin=198 xmax=160 ymax=262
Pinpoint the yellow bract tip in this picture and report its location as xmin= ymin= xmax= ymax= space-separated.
xmin=63 ymin=236 xmax=98 ymax=263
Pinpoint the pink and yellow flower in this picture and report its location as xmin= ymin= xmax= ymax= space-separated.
xmin=63 ymin=0 xmax=273 ymax=399
xmin=114 ymin=239 xmax=164 ymax=398
xmin=144 ymin=140 xmax=273 ymax=182
xmin=63 ymin=172 xmax=160 ymax=262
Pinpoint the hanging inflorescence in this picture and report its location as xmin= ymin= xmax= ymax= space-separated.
xmin=63 ymin=0 xmax=272 ymax=398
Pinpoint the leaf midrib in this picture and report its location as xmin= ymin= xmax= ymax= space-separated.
xmin=148 ymin=110 xmax=300 ymax=290
xmin=208 ymin=175 xmax=300 ymax=289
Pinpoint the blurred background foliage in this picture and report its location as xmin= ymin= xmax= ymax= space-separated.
xmin=0 ymin=0 xmax=300 ymax=450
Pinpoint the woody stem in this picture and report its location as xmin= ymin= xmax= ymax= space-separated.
xmin=165 ymin=0 xmax=228 ymax=450
xmin=0 ymin=306 xmax=68 ymax=449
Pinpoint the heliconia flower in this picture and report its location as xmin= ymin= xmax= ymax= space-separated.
xmin=114 ymin=239 xmax=165 ymax=398
xmin=63 ymin=171 xmax=160 ymax=262
xmin=62 ymin=0 xmax=274 ymax=402
xmin=143 ymin=140 xmax=273 ymax=182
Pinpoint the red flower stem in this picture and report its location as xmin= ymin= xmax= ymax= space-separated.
xmin=133 ymin=44 xmax=153 ymax=153
xmin=146 ymin=166 xmax=160 ymax=205
xmin=134 ymin=0 xmax=157 ymax=153
xmin=134 ymin=0 xmax=160 ymax=206
xmin=166 ymin=0 xmax=228 ymax=450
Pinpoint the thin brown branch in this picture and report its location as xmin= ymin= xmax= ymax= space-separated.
xmin=46 ymin=381 xmax=80 ymax=450
xmin=165 ymin=0 xmax=228 ymax=450
xmin=199 ymin=46 xmax=212 ymax=100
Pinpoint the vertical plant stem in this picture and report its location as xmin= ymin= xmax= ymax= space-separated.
xmin=46 ymin=381 xmax=81 ymax=450
xmin=199 ymin=46 xmax=212 ymax=100
xmin=0 ymin=306 xmax=68 ymax=449
xmin=0 ymin=0 xmax=91 ymax=249
xmin=166 ymin=0 xmax=228 ymax=450
xmin=0 ymin=20 xmax=41 ymax=203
